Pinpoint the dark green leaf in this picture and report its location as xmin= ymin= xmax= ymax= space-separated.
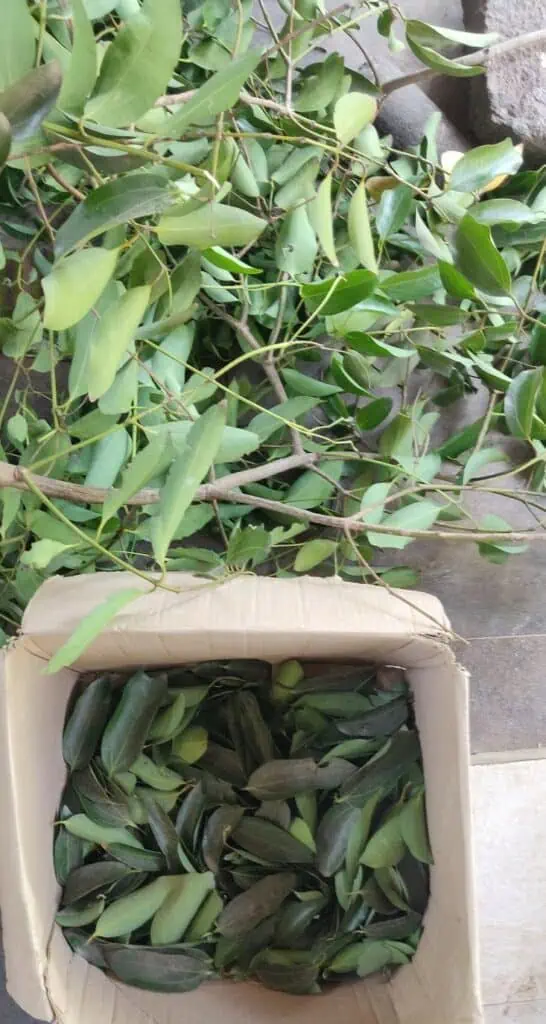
xmin=63 ymin=860 xmax=132 ymax=905
xmin=376 ymin=185 xmax=414 ymax=240
xmin=63 ymin=676 xmax=111 ymax=770
xmin=101 ymin=670 xmax=167 ymax=776
xmin=232 ymin=817 xmax=314 ymax=865
xmin=399 ymin=792 xmax=433 ymax=864
xmin=0 ymin=61 xmax=62 ymax=141
xmin=455 ymin=215 xmax=511 ymax=296
xmin=339 ymin=731 xmax=421 ymax=804
xmin=202 ymin=805 xmax=245 ymax=872
xmin=103 ymin=945 xmax=213 ymax=992
xmin=301 ymin=270 xmax=377 ymax=315
xmin=504 ymin=369 xmax=542 ymax=439
xmin=316 ymin=802 xmax=361 ymax=877
xmin=217 ymin=872 xmax=297 ymax=938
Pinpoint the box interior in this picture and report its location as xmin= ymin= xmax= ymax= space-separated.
xmin=0 ymin=575 xmax=482 ymax=1024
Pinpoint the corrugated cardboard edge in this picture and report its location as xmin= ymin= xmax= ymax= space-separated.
xmin=0 ymin=574 xmax=481 ymax=1023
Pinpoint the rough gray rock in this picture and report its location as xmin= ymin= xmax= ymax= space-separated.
xmin=463 ymin=0 xmax=546 ymax=158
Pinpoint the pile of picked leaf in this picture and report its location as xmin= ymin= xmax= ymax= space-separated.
xmin=55 ymin=659 xmax=431 ymax=995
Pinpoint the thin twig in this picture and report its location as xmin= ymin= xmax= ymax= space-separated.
xmin=25 ymin=162 xmax=55 ymax=247
xmin=202 ymin=295 xmax=305 ymax=456
xmin=46 ymin=163 xmax=85 ymax=201
xmin=382 ymin=28 xmax=546 ymax=95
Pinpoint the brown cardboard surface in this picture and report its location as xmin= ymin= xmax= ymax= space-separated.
xmin=0 ymin=575 xmax=483 ymax=1024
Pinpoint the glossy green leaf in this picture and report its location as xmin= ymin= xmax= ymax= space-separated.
xmin=334 ymin=93 xmax=377 ymax=146
xmin=87 ymin=0 xmax=182 ymax=127
xmin=376 ymin=185 xmax=414 ymax=240
xmin=0 ymin=0 xmax=35 ymax=91
xmin=455 ymin=215 xmax=511 ymax=296
xmin=356 ymin=397 xmax=393 ymax=430
xmin=348 ymin=181 xmax=377 ymax=273
xmin=87 ymin=285 xmax=150 ymax=400
xmin=346 ymin=332 xmax=413 ymax=359
xmin=381 ymin=265 xmax=442 ymax=302
xmin=294 ymin=538 xmax=337 ymax=572
xmin=405 ymin=22 xmax=486 ymax=77
xmin=438 ymin=260 xmax=476 ymax=300
xmin=157 ymin=204 xmax=267 ymax=249
xmin=43 ymin=248 xmax=119 ymax=331
xmin=168 ymin=51 xmax=261 ymax=132
xmin=414 ymin=210 xmax=452 ymax=262
xmin=57 ymin=0 xmax=97 ymax=115
xmin=468 ymin=199 xmax=546 ymax=227
xmin=308 ymin=173 xmax=338 ymax=266
xmin=55 ymin=173 xmax=174 ymax=256
xmin=281 ymin=368 xmax=341 ymax=398
xmin=152 ymin=403 xmax=226 ymax=565
xmin=202 ymin=246 xmax=262 ymax=276
xmin=449 ymin=140 xmax=523 ymax=194
xmin=45 ymin=589 xmax=142 ymax=674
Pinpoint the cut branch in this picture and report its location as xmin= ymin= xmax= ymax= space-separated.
xmin=2 ymin=460 xmax=546 ymax=544
xmin=382 ymin=28 xmax=546 ymax=95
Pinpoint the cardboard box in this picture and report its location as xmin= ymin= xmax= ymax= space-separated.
xmin=0 ymin=574 xmax=483 ymax=1024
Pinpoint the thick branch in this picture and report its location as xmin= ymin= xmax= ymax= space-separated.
xmin=4 ymin=459 xmax=546 ymax=543
xmin=382 ymin=28 xmax=546 ymax=96
xmin=0 ymin=453 xmax=315 ymax=507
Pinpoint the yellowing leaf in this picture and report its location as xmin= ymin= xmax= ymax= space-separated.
xmin=42 ymin=248 xmax=119 ymax=331
xmin=152 ymin=403 xmax=226 ymax=566
xmin=348 ymin=181 xmax=377 ymax=273
xmin=334 ymin=93 xmax=377 ymax=147
xmin=87 ymin=285 xmax=151 ymax=400
xmin=156 ymin=204 xmax=266 ymax=249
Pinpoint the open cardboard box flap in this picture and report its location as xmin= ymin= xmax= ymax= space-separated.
xmin=0 ymin=574 xmax=483 ymax=1024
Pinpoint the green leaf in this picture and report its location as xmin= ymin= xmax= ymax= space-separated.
xmin=467 ymin=199 xmax=546 ymax=227
xmin=84 ymin=431 xmax=130 ymax=489
xmin=449 ymin=140 xmax=523 ymax=194
xmin=0 ymin=62 xmax=62 ymax=141
xmin=281 ymin=368 xmax=341 ymax=398
xmin=103 ymin=945 xmax=212 ymax=993
xmin=249 ymin=397 xmax=319 ymax=443
xmin=42 ymin=247 xmax=119 ymax=331
xmin=45 ymin=589 xmax=142 ymax=674
xmin=414 ymin=211 xmax=452 ymax=262
xmin=152 ymin=403 xmax=226 ymax=565
xmin=346 ymin=332 xmax=413 ymax=359
xmin=56 ymin=173 xmax=174 ymax=256
xmin=0 ymin=0 xmax=35 ymax=91
xmin=173 ymin=725 xmax=208 ymax=764
xmin=286 ymin=460 xmax=344 ymax=510
xmin=168 ymin=51 xmax=261 ymax=133
xmin=504 ymin=369 xmax=542 ymax=439
xmin=157 ymin=203 xmax=267 ymax=249
xmin=356 ymin=397 xmax=393 ymax=430
xmin=21 ymin=539 xmax=77 ymax=570
xmin=294 ymin=538 xmax=337 ymax=572
xmin=275 ymin=205 xmax=317 ymax=277
xmin=455 ymin=215 xmax=511 ymax=296
xmin=202 ymin=246 xmax=262 ymax=276
xmin=438 ymin=260 xmax=476 ymax=300
xmin=301 ymin=270 xmax=377 ymax=315
xmin=380 ymin=265 xmax=442 ymax=302
xmin=102 ymin=436 xmax=173 ymax=523
xmin=348 ymin=181 xmax=377 ymax=273
xmin=405 ymin=22 xmax=486 ymax=77
xmin=87 ymin=285 xmax=151 ymax=400
xmin=154 ymin=421 xmax=259 ymax=463
xmin=408 ymin=304 xmax=468 ymax=327
xmin=376 ymin=185 xmax=414 ymax=240
xmin=405 ymin=20 xmax=498 ymax=51
xmin=294 ymin=54 xmax=345 ymax=113
xmin=334 ymin=93 xmax=377 ymax=146
xmin=226 ymin=524 xmax=270 ymax=568
xmin=86 ymin=0 xmax=182 ymax=127
xmin=0 ymin=114 xmax=11 ymax=170
xmin=308 ymin=173 xmax=338 ymax=266
xmin=57 ymin=0 xmax=97 ymax=115
xmin=368 ymin=500 xmax=442 ymax=549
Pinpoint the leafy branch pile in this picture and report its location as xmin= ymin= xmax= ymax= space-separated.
xmin=56 ymin=658 xmax=430 ymax=994
xmin=2 ymin=0 xmax=546 ymax=645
